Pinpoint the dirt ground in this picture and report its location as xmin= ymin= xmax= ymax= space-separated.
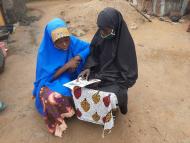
xmin=0 ymin=0 xmax=190 ymax=143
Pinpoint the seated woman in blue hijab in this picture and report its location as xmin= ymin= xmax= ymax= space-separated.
xmin=33 ymin=18 xmax=90 ymax=137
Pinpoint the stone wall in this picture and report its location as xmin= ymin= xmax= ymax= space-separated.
xmin=2 ymin=0 xmax=27 ymax=24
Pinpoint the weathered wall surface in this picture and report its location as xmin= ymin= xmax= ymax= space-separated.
xmin=132 ymin=0 xmax=190 ymax=16
xmin=2 ymin=0 xmax=27 ymax=24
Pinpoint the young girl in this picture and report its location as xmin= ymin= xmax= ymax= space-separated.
xmin=79 ymin=7 xmax=138 ymax=115
xmin=33 ymin=18 xmax=89 ymax=137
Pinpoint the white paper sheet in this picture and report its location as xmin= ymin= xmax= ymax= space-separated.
xmin=63 ymin=78 xmax=101 ymax=89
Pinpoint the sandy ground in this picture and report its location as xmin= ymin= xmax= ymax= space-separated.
xmin=0 ymin=0 xmax=190 ymax=143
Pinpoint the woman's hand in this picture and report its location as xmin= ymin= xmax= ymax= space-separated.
xmin=77 ymin=69 xmax=90 ymax=80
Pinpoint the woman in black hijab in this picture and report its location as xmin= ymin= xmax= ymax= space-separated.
xmin=78 ymin=7 xmax=138 ymax=114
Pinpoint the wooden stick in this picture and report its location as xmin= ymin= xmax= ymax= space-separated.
xmin=129 ymin=3 xmax=152 ymax=22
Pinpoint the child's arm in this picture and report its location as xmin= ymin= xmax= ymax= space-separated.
xmin=51 ymin=64 xmax=69 ymax=82
xmin=51 ymin=56 xmax=81 ymax=81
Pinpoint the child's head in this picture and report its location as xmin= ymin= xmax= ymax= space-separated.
xmin=46 ymin=18 xmax=71 ymax=50
xmin=51 ymin=27 xmax=70 ymax=50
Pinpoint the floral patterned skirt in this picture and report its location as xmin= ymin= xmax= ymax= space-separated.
xmin=40 ymin=87 xmax=75 ymax=137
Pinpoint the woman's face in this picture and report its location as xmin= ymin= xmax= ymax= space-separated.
xmin=54 ymin=37 xmax=70 ymax=50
